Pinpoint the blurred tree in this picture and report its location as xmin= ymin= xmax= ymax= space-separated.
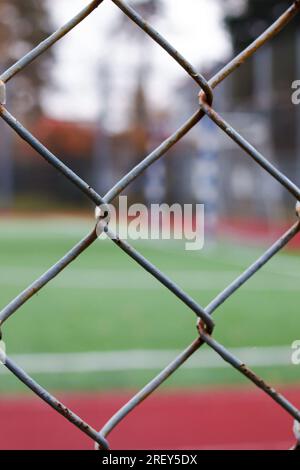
xmin=106 ymin=1 xmax=163 ymax=154
xmin=111 ymin=0 xmax=163 ymax=127
xmin=0 ymin=0 xmax=54 ymax=209
xmin=0 ymin=0 xmax=54 ymax=117
xmin=132 ymin=1 xmax=163 ymax=125
xmin=225 ymin=0 xmax=297 ymax=51
xmin=131 ymin=0 xmax=163 ymax=18
xmin=99 ymin=0 xmax=164 ymax=201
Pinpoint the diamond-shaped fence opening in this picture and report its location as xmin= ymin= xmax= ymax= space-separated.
xmin=0 ymin=0 xmax=300 ymax=451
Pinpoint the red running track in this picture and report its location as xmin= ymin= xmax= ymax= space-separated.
xmin=0 ymin=387 xmax=299 ymax=450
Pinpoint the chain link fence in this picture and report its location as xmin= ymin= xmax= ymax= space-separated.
xmin=0 ymin=0 xmax=300 ymax=451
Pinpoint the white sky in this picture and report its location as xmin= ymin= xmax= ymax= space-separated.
xmin=43 ymin=0 xmax=231 ymax=124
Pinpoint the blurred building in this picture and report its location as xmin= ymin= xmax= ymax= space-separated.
xmin=12 ymin=117 xmax=97 ymax=209
xmin=224 ymin=0 xmax=300 ymax=221
xmin=168 ymin=3 xmax=300 ymax=227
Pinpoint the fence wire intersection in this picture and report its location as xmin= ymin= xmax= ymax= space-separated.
xmin=0 ymin=0 xmax=300 ymax=451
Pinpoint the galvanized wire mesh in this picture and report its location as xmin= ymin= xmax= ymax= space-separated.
xmin=0 ymin=0 xmax=300 ymax=451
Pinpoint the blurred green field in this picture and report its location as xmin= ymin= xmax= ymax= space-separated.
xmin=0 ymin=217 xmax=299 ymax=393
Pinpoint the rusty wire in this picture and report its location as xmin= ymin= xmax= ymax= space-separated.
xmin=0 ymin=0 xmax=300 ymax=451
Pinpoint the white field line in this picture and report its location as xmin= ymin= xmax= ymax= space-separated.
xmin=0 ymin=219 xmax=299 ymax=264
xmin=1 ymin=220 xmax=299 ymax=280
xmin=0 ymin=266 xmax=298 ymax=291
xmin=0 ymin=220 xmax=92 ymax=239
xmin=0 ymin=346 xmax=294 ymax=375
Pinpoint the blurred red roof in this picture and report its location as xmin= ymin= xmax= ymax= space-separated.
xmin=16 ymin=116 xmax=98 ymax=163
